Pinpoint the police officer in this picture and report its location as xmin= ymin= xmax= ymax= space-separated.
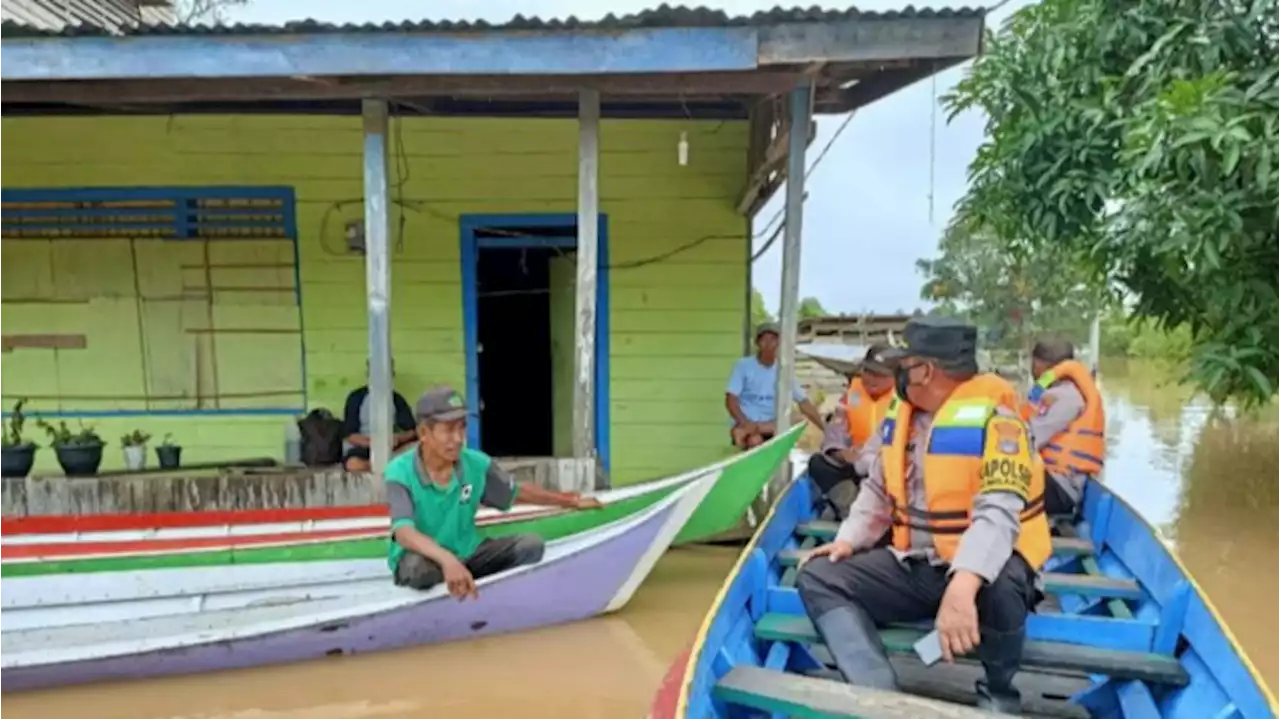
xmin=1026 ymin=337 xmax=1106 ymax=517
xmin=796 ymin=316 xmax=1051 ymax=715
xmin=807 ymin=343 xmax=898 ymax=519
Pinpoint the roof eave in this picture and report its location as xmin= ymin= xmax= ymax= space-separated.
xmin=0 ymin=14 xmax=984 ymax=114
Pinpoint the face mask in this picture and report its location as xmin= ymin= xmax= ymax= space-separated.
xmin=894 ymin=364 xmax=914 ymax=403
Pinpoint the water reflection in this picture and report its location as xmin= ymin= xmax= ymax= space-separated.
xmin=1100 ymin=359 xmax=1278 ymax=692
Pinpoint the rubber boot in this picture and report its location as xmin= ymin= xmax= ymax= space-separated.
xmin=975 ymin=626 xmax=1025 ymax=715
xmin=811 ymin=605 xmax=898 ymax=691
xmin=975 ymin=680 xmax=1023 ymax=715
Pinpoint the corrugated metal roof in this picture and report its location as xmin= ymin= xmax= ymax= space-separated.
xmin=1 ymin=4 xmax=985 ymax=38
xmin=1 ymin=0 xmax=158 ymax=33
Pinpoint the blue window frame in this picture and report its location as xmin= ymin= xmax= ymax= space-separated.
xmin=1 ymin=186 xmax=297 ymax=240
xmin=0 ymin=185 xmax=305 ymax=419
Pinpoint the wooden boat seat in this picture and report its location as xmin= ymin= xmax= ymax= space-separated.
xmin=774 ymin=550 xmax=1144 ymax=601
xmin=714 ymin=664 xmax=999 ymax=718
xmin=753 ymin=612 xmax=1190 ymax=686
xmin=794 ymin=521 xmax=1095 ymax=558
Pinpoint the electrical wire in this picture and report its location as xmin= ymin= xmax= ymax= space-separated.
xmin=316 ymin=103 xmax=859 ymax=272
xmin=750 ymin=109 xmax=858 ymax=263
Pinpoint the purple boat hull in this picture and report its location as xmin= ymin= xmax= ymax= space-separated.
xmin=3 ymin=497 xmax=673 ymax=691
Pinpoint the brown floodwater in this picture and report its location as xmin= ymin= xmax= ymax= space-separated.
xmin=5 ymin=360 xmax=1276 ymax=716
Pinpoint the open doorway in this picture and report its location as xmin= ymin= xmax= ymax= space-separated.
xmin=460 ymin=215 xmax=610 ymax=466
xmin=474 ymin=237 xmax=560 ymax=456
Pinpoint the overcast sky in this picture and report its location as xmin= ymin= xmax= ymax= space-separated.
xmin=229 ymin=0 xmax=1030 ymax=316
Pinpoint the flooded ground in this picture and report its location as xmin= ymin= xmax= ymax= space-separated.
xmin=5 ymin=360 xmax=1276 ymax=716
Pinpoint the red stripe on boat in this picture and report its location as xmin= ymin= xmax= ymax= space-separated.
xmin=0 ymin=526 xmax=392 ymax=559
xmin=1 ymin=504 xmax=570 ymax=537
xmin=0 ymin=505 xmax=387 ymax=535
xmin=648 ymin=645 xmax=691 ymax=719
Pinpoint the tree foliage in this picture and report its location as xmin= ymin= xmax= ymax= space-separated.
xmin=749 ymin=290 xmax=828 ymax=326
xmin=798 ymin=296 xmax=828 ymax=320
xmin=945 ymin=0 xmax=1279 ymax=406
xmin=918 ymin=220 xmax=1103 ymax=352
xmin=173 ymin=0 xmax=247 ymax=23
xmin=750 ymin=288 xmax=774 ymax=327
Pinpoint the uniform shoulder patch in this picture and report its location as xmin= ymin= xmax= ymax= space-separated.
xmin=979 ymin=415 xmax=1032 ymax=500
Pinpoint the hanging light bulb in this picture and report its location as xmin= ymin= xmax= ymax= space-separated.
xmin=677 ymin=131 xmax=689 ymax=166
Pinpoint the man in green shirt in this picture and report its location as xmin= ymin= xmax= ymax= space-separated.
xmin=386 ymin=385 xmax=602 ymax=599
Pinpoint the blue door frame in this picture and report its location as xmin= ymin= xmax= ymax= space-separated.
xmin=459 ymin=213 xmax=610 ymax=470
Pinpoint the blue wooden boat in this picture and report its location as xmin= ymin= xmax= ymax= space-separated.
xmin=652 ymin=470 xmax=1276 ymax=719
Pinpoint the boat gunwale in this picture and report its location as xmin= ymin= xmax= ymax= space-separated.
xmin=1088 ymin=481 xmax=1278 ymax=715
xmin=1 ymin=427 xmax=802 ymax=542
xmin=671 ymin=454 xmax=798 ymax=718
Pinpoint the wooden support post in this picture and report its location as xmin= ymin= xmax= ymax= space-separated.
xmin=573 ymin=89 xmax=600 ymax=464
xmin=770 ymin=82 xmax=812 ymax=495
xmin=773 ymin=83 xmax=812 ymax=438
xmin=361 ymin=99 xmax=393 ymax=475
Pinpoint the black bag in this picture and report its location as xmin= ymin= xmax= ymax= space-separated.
xmin=298 ymin=409 xmax=344 ymax=467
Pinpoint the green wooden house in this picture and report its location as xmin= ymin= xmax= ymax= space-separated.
xmin=0 ymin=7 xmax=983 ymax=487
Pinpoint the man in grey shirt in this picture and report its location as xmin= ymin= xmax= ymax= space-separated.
xmin=1027 ymin=338 xmax=1103 ymax=516
xmin=795 ymin=316 xmax=1041 ymax=715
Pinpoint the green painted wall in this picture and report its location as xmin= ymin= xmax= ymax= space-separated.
xmin=548 ymin=253 xmax=575 ymax=458
xmin=1 ymin=115 xmax=749 ymax=484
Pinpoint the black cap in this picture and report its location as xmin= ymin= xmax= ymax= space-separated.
xmin=861 ymin=343 xmax=898 ymax=376
xmin=887 ymin=315 xmax=978 ymax=367
xmin=415 ymin=385 xmax=469 ymax=422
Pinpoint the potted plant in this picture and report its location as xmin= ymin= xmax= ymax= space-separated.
xmin=38 ymin=419 xmax=104 ymax=477
xmin=121 ymin=429 xmax=151 ymax=471
xmin=1 ymin=399 xmax=38 ymax=478
xmin=156 ymin=433 xmax=182 ymax=469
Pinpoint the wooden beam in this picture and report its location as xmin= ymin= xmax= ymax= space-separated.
xmin=572 ymin=89 xmax=600 ymax=463
xmin=758 ymin=16 xmax=984 ymax=65
xmin=737 ymin=109 xmax=818 ymax=217
xmin=2 ymin=17 xmax=985 ymax=85
xmin=770 ymin=81 xmax=811 ymax=496
xmin=360 ymin=99 xmax=393 ymax=476
xmin=0 ymin=334 xmax=87 ymax=352
xmin=817 ymin=61 xmax=958 ymax=113
xmin=1 ymin=71 xmax=808 ymax=106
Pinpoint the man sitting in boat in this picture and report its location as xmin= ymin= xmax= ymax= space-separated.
xmin=796 ymin=315 xmax=1051 ymax=715
xmin=726 ymin=322 xmax=825 ymax=449
xmin=341 ymin=359 xmax=418 ymax=472
xmin=1025 ymin=337 xmax=1106 ymax=517
xmin=386 ymin=385 xmax=603 ymax=599
xmin=807 ymin=343 xmax=898 ymax=517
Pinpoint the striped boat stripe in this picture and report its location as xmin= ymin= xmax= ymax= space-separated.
xmin=1 ymin=506 xmax=571 ymax=561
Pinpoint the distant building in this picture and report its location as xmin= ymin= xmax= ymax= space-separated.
xmin=2 ymin=0 xmax=174 ymax=32
xmin=796 ymin=314 xmax=911 ymax=402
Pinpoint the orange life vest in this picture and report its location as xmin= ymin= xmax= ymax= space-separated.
xmin=842 ymin=377 xmax=892 ymax=449
xmin=1027 ymin=360 xmax=1106 ymax=476
xmin=880 ymin=374 xmax=1052 ymax=571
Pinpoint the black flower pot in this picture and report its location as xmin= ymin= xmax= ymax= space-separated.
xmin=156 ymin=444 xmax=182 ymax=469
xmin=55 ymin=442 xmax=104 ymax=477
xmin=1 ymin=443 xmax=37 ymax=478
